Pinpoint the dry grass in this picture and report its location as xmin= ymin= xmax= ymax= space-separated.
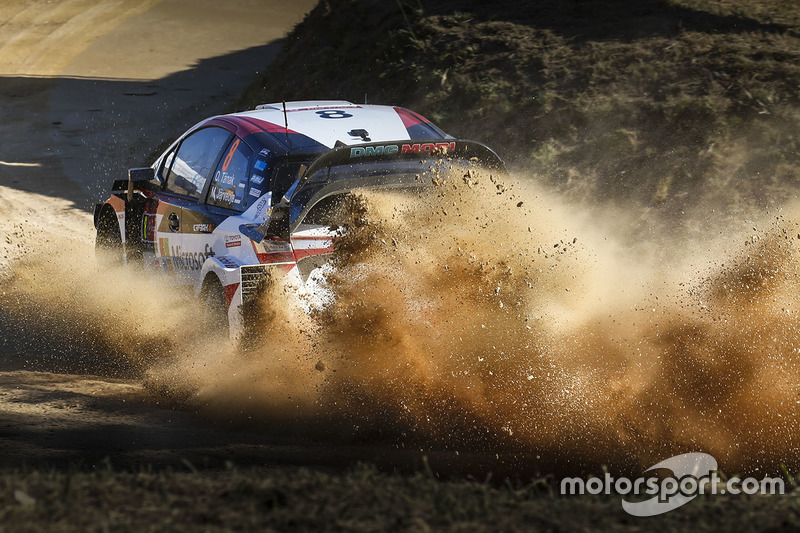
xmin=237 ymin=0 xmax=800 ymax=215
xmin=1 ymin=463 xmax=798 ymax=532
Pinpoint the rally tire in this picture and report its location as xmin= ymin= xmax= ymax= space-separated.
xmin=95 ymin=208 xmax=124 ymax=265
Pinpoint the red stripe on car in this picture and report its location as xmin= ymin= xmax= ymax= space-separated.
xmin=223 ymin=282 xmax=240 ymax=308
xmin=293 ymin=247 xmax=334 ymax=260
xmin=256 ymin=252 xmax=296 ymax=264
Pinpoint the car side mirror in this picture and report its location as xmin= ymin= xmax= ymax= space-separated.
xmin=239 ymin=223 xmax=265 ymax=244
xmin=238 ymin=202 xmax=291 ymax=244
xmin=126 ymin=167 xmax=155 ymax=200
xmin=128 ymin=167 xmax=155 ymax=183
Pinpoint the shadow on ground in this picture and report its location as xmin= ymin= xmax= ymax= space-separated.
xmin=0 ymin=40 xmax=284 ymax=211
xmin=0 ymin=368 xmax=551 ymax=481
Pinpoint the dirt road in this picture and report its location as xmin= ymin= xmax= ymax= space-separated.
xmin=0 ymin=0 xmax=330 ymax=471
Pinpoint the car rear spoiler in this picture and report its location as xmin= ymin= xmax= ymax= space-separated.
xmin=300 ymin=138 xmax=505 ymax=176
xmin=240 ymin=139 xmax=505 ymax=243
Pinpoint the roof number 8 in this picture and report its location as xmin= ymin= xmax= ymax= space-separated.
xmin=316 ymin=110 xmax=353 ymax=119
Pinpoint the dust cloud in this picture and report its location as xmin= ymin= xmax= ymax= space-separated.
xmin=284 ymin=165 xmax=800 ymax=475
xmin=0 ymin=189 xmax=214 ymax=377
xmin=1 ymin=167 xmax=800 ymax=475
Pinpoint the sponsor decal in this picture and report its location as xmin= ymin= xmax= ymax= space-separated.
xmin=259 ymin=148 xmax=271 ymax=157
xmin=225 ymin=234 xmax=242 ymax=248
xmin=350 ymin=142 xmax=456 ymax=158
xmin=249 ymin=187 xmax=262 ymax=198
xmin=350 ymin=145 xmax=398 ymax=158
xmin=162 ymin=243 xmax=216 ymax=271
xmin=250 ymin=174 xmax=265 ymax=185
xmin=217 ymin=256 xmax=239 ymax=269
xmin=254 ymin=196 xmax=270 ymax=219
xmin=192 ymin=223 xmax=213 ymax=233
xmin=286 ymin=105 xmax=361 ymax=113
xmin=260 ymin=239 xmax=291 ymax=252
xmin=401 ymin=141 xmax=456 ymax=154
xmin=254 ymin=160 xmax=267 ymax=172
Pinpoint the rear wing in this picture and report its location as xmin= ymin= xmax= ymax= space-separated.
xmin=300 ymin=139 xmax=505 ymax=179
xmin=239 ymin=139 xmax=505 ymax=243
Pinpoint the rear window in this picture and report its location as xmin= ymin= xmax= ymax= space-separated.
xmin=394 ymin=107 xmax=448 ymax=139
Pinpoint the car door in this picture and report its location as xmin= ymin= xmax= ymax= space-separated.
xmin=155 ymin=126 xmax=232 ymax=283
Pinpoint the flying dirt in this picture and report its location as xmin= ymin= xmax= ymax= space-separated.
xmin=2 ymin=163 xmax=799 ymax=476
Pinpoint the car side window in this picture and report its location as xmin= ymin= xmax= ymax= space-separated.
xmin=207 ymin=137 xmax=253 ymax=211
xmin=165 ymin=127 xmax=232 ymax=199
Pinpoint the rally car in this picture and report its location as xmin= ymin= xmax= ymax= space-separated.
xmin=94 ymin=100 xmax=505 ymax=335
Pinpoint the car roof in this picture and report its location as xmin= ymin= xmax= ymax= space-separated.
xmin=220 ymin=101 xmax=447 ymax=153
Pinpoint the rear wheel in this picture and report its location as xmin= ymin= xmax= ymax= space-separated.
xmin=95 ymin=209 xmax=124 ymax=265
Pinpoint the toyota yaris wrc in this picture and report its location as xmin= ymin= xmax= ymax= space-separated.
xmin=94 ymin=100 xmax=505 ymax=335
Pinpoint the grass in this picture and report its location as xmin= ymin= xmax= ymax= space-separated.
xmin=2 ymin=462 xmax=800 ymax=532
xmin=235 ymin=0 xmax=800 ymax=216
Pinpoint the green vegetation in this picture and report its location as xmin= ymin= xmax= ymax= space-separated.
xmin=238 ymin=0 xmax=800 ymax=213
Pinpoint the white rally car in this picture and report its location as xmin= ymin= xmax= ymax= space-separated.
xmin=95 ymin=101 xmax=505 ymax=335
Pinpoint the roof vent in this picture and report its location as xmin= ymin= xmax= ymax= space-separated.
xmin=348 ymin=129 xmax=371 ymax=142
